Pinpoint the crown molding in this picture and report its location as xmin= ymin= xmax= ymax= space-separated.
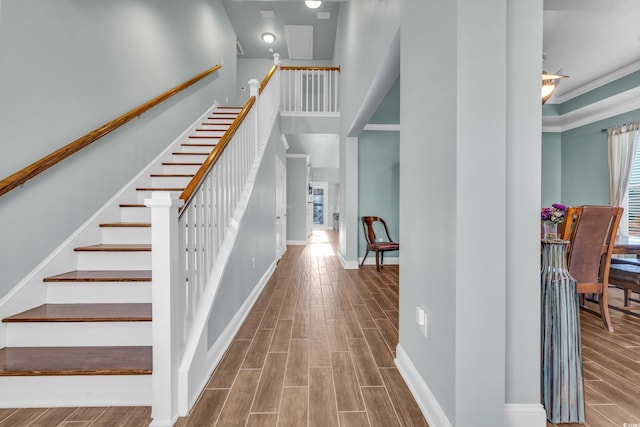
xmin=548 ymin=59 xmax=640 ymax=105
xmin=542 ymin=86 xmax=640 ymax=132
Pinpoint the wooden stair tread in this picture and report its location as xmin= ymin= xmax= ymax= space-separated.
xmin=181 ymin=143 xmax=217 ymax=147
xmin=43 ymin=270 xmax=152 ymax=282
xmin=172 ymin=152 xmax=210 ymax=155
xmin=201 ymin=120 xmax=233 ymax=124
xmin=0 ymin=346 xmax=151 ymax=376
xmin=3 ymin=303 xmax=151 ymax=322
xmin=119 ymin=203 xmax=147 ymax=208
xmin=74 ymin=244 xmax=151 ymax=252
xmin=189 ymin=135 xmax=222 ymax=139
xmin=99 ymin=222 xmax=151 ymax=228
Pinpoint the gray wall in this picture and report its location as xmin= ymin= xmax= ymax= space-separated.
xmin=207 ymin=116 xmax=285 ymax=346
xmin=286 ymin=156 xmax=308 ymax=242
xmin=0 ymin=0 xmax=237 ymax=297
xmin=542 ymin=132 xmax=562 ymax=207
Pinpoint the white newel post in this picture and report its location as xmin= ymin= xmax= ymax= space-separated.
xmin=145 ymin=191 xmax=184 ymax=427
xmin=249 ymin=78 xmax=260 ymax=156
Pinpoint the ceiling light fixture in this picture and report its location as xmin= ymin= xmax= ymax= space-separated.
xmin=305 ymin=1 xmax=322 ymax=9
xmin=541 ymin=72 xmax=568 ymax=104
xmin=262 ymin=32 xmax=276 ymax=44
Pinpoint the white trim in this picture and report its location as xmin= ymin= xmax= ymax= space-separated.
xmin=504 ymin=404 xmax=547 ymax=427
xmin=395 ymin=345 xmax=453 ymax=427
xmin=550 ymin=58 xmax=640 ymax=104
xmin=281 ymin=134 xmax=290 ymax=150
xmin=363 ymin=123 xmax=400 ymax=131
xmin=338 ymin=251 xmax=359 ymax=269
xmin=542 ymin=86 xmax=640 ymax=132
xmin=286 ymin=153 xmax=309 ymax=159
xmin=286 ymin=240 xmax=308 ymax=245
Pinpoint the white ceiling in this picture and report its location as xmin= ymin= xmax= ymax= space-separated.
xmin=543 ymin=0 xmax=640 ymax=102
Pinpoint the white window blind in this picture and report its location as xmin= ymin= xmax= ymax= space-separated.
xmin=628 ymin=141 xmax=640 ymax=236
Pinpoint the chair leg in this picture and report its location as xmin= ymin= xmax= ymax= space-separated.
xmin=600 ymin=286 xmax=614 ymax=332
xmin=361 ymin=249 xmax=369 ymax=268
xmin=375 ymin=250 xmax=380 ymax=273
xmin=380 ymin=251 xmax=384 ymax=269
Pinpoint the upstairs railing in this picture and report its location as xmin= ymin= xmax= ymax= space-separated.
xmin=280 ymin=66 xmax=340 ymax=115
xmin=146 ymin=55 xmax=280 ymax=427
xmin=0 ymin=64 xmax=221 ymax=197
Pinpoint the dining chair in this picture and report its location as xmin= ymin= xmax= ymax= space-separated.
xmin=563 ymin=205 xmax=623 ymax=332
xmin=360 ymin=216 xmax=399 ymax=273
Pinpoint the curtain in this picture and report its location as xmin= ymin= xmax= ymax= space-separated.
xmin=608 ymin=121 xmax=640 ymax=235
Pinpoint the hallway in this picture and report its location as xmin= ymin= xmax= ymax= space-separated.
xmin=176 ymin=229 xmax=427 ymax=426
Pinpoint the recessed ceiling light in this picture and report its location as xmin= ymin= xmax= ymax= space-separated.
xmin=305 ymin=1 xmax=322 ymax=9
xmin=262 ymin=32 xmax=276 ymax=44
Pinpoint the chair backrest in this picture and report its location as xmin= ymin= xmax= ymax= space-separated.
xmin=361 ymin=216 xmax=395 ymax=244
xmin=564 ymin=205 xmax=623 ymax=283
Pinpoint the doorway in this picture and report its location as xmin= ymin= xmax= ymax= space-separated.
xmin=309 ymin=181 xmax=329 ymax=230
xmin=275 ymin=156 xmax=287 ymax=259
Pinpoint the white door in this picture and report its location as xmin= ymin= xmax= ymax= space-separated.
xmin=310 ymin=181 xmax=329 ymax=229
xmin=275 ymin=156 xmax=287 ymax=258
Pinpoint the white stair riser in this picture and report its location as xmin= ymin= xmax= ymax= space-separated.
xmin=208 ymin=113 xmax=238 ymax=119
xmin=180 ymin=144 xmax=217 ymax=153
xmin=193 ymin=130 xmax=226 ymax=137
xmin=136 ymin=190 xmax=182 ymax=204
xmin=5 ymin=322 xmax=151 ymax=347
xmin=0 ymin=375 xmax=151 ymax=408
xmin=162 ymin=164 xmax=201 ymax=174
xmin=76 ymin=251 xmax=151 ymax=270
xmin=198 ymin=124 xmax=229 ymax=131
xmin=171 ymin=154 xmax=210 ymax=163
xmin=101 ymin=227 xmax=151 ymax=244
xmin=150 ymin=176 xmax=193 ymax=188
xmin=120 ymin=206 xmax=151 ymax=222
xmin=47 ymin=282 xmax=151 ymax=304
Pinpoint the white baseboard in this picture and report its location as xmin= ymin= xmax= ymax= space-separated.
xmin=504 ymin=404 xmax=547 ymax=427
xmin=395 ymin=345 xmax=453 ymax=427
xmin=396 ymin=345 xmax=547 ymax=427
xmin=338 ymin=252 xmax=359 ymax=269
xmin=286 ymin=240 xmax=307 ymax=245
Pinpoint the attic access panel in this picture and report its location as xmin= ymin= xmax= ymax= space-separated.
xmin=285 ymin=25 xmax=313 ymax=60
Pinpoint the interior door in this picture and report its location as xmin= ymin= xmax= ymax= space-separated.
xmin=275 ymin=156 xmax=287 ymax=258
xmin=310 ymin=181 xmax=329 ymax=229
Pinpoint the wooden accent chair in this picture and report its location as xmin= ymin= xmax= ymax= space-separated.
xmin=562 ymin=205 xmax=623 ymax=332
xmin=360 ymin=216 xmax=399 ymax=272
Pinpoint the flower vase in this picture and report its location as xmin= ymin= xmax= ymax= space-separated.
xmin=544 ymin=222 xmax=559 ymax=240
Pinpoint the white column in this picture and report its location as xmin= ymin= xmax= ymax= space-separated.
xmin=145 ymin=191 xmax=184 ymax=427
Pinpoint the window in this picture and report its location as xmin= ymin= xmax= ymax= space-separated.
xmin=627 ymin=140 xmax=640 ymax=235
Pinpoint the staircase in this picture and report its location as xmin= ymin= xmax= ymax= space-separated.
xmin=0 ymin=106 xmax=242 ymax=407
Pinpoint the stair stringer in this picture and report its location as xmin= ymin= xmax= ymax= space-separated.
xmin=0 ymin=102 xmax=220 ymax=406
xmin=177 ymin=111 xmax=281 ymax=416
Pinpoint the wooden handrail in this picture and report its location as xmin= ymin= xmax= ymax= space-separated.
xmin=179 ymin=96 xmax=256 ymax=212
xmin=280 ymin=66 xmax=341 ymax=71
xmin=0 ymin=64 xmax=222 ymax=197
xmin=259 ymin=65 xmax=278 ymax=95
